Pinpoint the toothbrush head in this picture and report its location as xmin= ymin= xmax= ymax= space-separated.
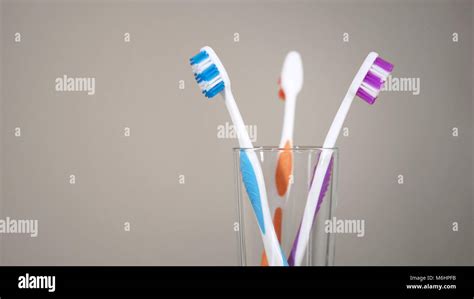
xmin=280 ymin=51 xmax=303 ymax=99
xmin=190 ymin=46 xmax=230 ymax=98
xmin=356 ymin=53 xmax=394 ymax=105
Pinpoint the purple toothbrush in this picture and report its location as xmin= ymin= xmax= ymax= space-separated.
xmin=290 ymin=53 xmax=394 ymax=266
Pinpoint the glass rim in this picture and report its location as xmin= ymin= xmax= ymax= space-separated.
xmin=232 ymin=146 xmax=338 ymax=152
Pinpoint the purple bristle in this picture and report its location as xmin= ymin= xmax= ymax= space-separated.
xmin=364 ymin=71 xmax=383 ymax=89
xmin=356 ymin=88 xmax=376 ymax=105
xmin=374 ymin=57 xmax=394 ymax=72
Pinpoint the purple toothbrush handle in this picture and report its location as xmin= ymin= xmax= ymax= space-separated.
xmin=288 ymin=156 xmax=333 ymax=266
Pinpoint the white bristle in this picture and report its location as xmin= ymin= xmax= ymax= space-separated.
xmin=360 ymin=84 xmax=378 ymax=98
xmin=362 ymin=80 xmax=379 ymax=94
xmin=206 ymin=76 xmax=222 ymax=88
xmin=193 ymin=60 xmax=211 ymax=75
xmin=192 ymin=58 xmax=212 ymax=74
xmin=371 ymin=64 xmax=389 ymax=81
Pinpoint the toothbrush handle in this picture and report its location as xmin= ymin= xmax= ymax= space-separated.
xmin=288 ymin=155 xmax=333 ymax=266
xmin=290 ymin=87 xmax=354 ymax=266
xmin=323 ymin=90 xmax=354 ymax=148
xmin=262 ymin=92 xmax=297 ymax=265
xmin=279 ymin=94 xmax=296 ymax=145
xmin=225 ymin=90 xmax=287 ymax=266
xmin=260 ymin=207 xmax=283 ymax=266
xmin=289 ymin=53 xmax=379 ymax=265
xmin=240 ymin=150 xmax=288 ymax=266
xmin=275 ymin=140 xmax=293 ymax=197
xmin=277 ymin=93 xmax=296 ymax=196
xmin=291 ymin=150 xmax=332 ymax=266
xmin=225 ymin=90 xmax=253 ymax=148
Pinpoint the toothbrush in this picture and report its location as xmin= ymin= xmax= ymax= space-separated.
xmin=275 ymin=51 xmax=303 ymax=198
xmin=190 ymin=46 xmax=288 ymax=266
xmin=261 ymin=51 xmax=303 ymax=266
xmin=289 ymin=52 xmax=394 ymax=266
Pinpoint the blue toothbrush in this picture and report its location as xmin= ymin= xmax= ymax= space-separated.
xmin=190 ymin=46 xmax=288 ymax=266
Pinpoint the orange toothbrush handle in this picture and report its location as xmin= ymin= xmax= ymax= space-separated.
xmin=275 ymin=141 xmax=293 ymax=196
xmin=261 ymin=207 xmax=283 ymax=266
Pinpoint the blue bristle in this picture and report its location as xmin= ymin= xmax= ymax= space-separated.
xmin=189 ymin=49 xmax=224 ymax=98
xmin=204 ymin=81 xmax=225 ymax=98
xmin=190 ymin=51 xmax=209 ymax=65
xmin=193 ymin=73 xmax=203 ymax=84
xmin=197 ymin=64 xmax=219 ymax=82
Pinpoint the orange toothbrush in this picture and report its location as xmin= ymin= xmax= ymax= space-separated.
xmin=262 ymin=52 xmax=303 ymax=266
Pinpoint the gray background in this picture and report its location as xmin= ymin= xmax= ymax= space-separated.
xmin=0 ymin=0 xmax=472 ymax=265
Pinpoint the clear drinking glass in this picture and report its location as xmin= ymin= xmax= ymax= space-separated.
xmin=233 ymin=146 xmax=338 ymax=266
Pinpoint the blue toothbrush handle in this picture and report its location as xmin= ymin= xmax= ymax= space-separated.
xmin=240 ymin=150 xmax=288 ymax=266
